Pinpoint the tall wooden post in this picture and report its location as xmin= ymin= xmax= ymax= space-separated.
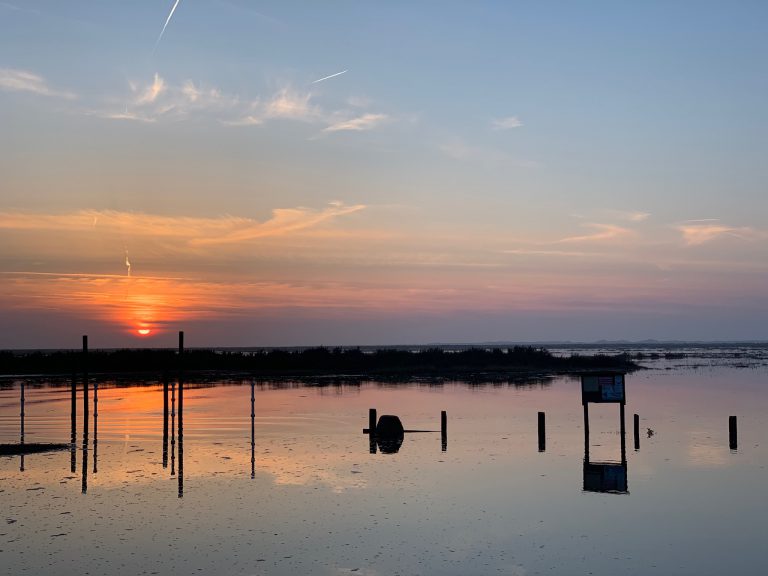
xmin=251 ymin=380 xmax=255 ymax=479
xmin=538 ymin=411 xmax=546 ymax=452
xmin=619 ymin=403 xmax=627 ymax=463
xmin=162 ymin=375 xmax=169 ymax=468
xmin=583 ymin=403 xmax=590 ymax=460
xmin=729 ymin=416 xmax=738 ymax=450
xmin=19 ymin=382 xmax=25 ymax=472
xmin=82 ymin=335 xmax=89 ymax=434
xmin=178 ymin=331 xmax=184 ymax=498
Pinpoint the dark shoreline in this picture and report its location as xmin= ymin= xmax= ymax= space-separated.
xmin=0 ymin=345 xmax=638 ymax=381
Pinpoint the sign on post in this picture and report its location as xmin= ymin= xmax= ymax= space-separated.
xmin=581 ymin=373 xmax=625 ymax=405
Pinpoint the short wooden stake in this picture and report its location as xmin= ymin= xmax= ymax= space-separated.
xmin=368 ymin=408 xmax=377 ymax=435
xmin=538 ymin=411 xmax=546 ymax=452
xmin=633 ymin=414 xmax=640 ymax=451
xmin=729 ymin=416 xmax=737 ymax=450
xmin=441 ymin=410 xmax=447 ymax=452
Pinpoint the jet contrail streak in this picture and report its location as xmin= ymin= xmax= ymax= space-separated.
xmin=311 ymin=70 xmax=348 ymax=84
xmin=154 ymin=0 xmax=181 ymax=53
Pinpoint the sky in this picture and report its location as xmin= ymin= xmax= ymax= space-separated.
xmin=1 ymin=0 xmax=767 ymax=348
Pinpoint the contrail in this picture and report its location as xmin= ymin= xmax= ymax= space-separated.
xmin=311 ymin=69 xmax=348 ymax=84
xmin=125 ymin=250 xmax=132 ymax=277
xmin=154 ymin=0 xmax=181 ymax=53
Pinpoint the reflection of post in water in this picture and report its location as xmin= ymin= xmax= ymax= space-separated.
xmin=178 ymin=331 xmax=184 ymax=499
xmin=162 ymin=375 xmax=169 ymax=469
xmin=93 ymin=380 xmax=98 ymax=475
xmin=250 ymin=380 xmax=255 ymax=479
xmin=81 ymin=391 xmax=89 ymax=495
xmin=70 ymin=372 xmax=76 ymax=474
xmin=19 ymin=382 xmax=25 ymax=472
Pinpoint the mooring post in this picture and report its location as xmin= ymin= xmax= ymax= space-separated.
xmin=251 ymin=380 xmax=255 ymax=479
xmin=538 ymin=411 xmax=546 ymax=452
xmin=178 ymin=331 xmax=184 ymax=498
xmin=441 ymin=410 xmax=447 ymax=452
xmin=729 ymin=416 xmax=738 ymax=450
xmin=19 ymin=382 xmax=25 ymax=472
xmin=368 ymin=408 xmax=377 ymax=435
xmin=162 ymin=374 xmax=169 ymax=468
xmin=82 ymin=334 xmax=89 ymax=421
xmin=70 ymin=371 xmax=77 ymax=445
xmin=633 ymin=414 xmax=640 ymax=451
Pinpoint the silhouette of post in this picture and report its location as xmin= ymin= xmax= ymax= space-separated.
xmin=178 ymin=331 xmax=184 ymax=498
xmin=70 ymin=371 xmax=77 ymax=473
xmin=538 ymin=411 xmax=546 ymax=452
xmin=19 ymin=382 xmax=25 ymax=472
xmin=82 ymin=335 xmax=89 ymax=436
xmin=633 ymin=414 xmax=640 ymax=451
xmin=441 ymin=410 xmax=447 ymax=452
xmin=81 ymin=391 xmax=89 ymax=495
xmin=250 ymin=380 xmax=255 ymax=479
xmin=583 ymin=404 xmax=589 ymax=459
xmin=729 ymin=416 xmax=737 ymax=450
xmin=162 ymin=375 xmax=169 ymax=468
xmin=619 ymin=404 xmax=627 ymax=464
xmin=70 ymin=372 xmax=76 ymax=444
xmin=93 ymin=380 xmax=98 ymax=474
xmin=368 ymin=408 xmax=377 ymax=453
xmin=170 ymin=381 xmax=176 ymax=477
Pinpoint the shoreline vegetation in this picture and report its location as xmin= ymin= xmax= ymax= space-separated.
xmin=0 ymin=346 xmax=638 ymax=380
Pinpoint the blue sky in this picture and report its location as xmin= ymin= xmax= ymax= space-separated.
xmin=1 ymin=1 xmax=767 ymax=347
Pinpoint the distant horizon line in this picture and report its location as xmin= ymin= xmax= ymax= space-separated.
xmin=3 ymin=338 xmax=768 ymax=352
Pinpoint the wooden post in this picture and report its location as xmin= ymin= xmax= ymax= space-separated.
xmin=369 ymin=408 xmax=377 ymax=435
xmin=251 ymin=380 xmax=255 ymax=479
xmin=633 ymin=414 xmax=640 ymax=451
xmin=170 ymin=381 xmax=176 ymax=476
xmin=93 ymin=379 xmax=98 ymax=474
xmin=441 ymin=410 xmax=447 ymax=452
xmin=729 ymin=416 xmax=737 ymax=450
xmin=70 ymin=372 xmax=77 ymax=444
xmin=619 ymin=403 xmax=626 ymax=463
xmin=19 ymin=382 xmax=25 ymax=472
xmin=82 ymin=335 xmax=89 ymax=433
xmin=583 ymin=403 xmax=590 ymax=460
xmin=178 ymin=331 xmax=184 ymax=498
xmin=538 ymin=411 xmax=546 ymax=452
xmin=162 ymin=375 xmax=169 ymax=468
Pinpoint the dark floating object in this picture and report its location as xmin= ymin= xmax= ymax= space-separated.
xmin=375 ymin=416 xmax=404 ymax=454
xmin=0 ymin=443 xmax=70 ymax=456
xmin=376 ymin=415 xmax=404 ymax=438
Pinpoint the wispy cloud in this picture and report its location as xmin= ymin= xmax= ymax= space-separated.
xmin=491 ymin=116 xmax=523 ymax=130
xmin=676 ymin=220 xmax=760 ymax=245
xmin=133 ymin=73 xmax=166 ymax=104
xmin=264 ymin=87 xmax=318 ymax=120
xmin=556 ymin=223 xmax=634 ymax=244
xmin=0 ymin=68 xmax=75 ymax=99
xmin=323 ymin=113 xmax=387 ymax=133
xmin=0 ymin=203 xmax=366 ymax=248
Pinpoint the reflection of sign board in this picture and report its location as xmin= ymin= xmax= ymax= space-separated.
xmin=583 ymin=462 xmax=628 ymax=494
xmin=581 ymin=373 xmax=625 ymax=405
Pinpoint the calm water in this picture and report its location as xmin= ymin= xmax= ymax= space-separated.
xmin=2 ymin=358 xmax=768 ymax=575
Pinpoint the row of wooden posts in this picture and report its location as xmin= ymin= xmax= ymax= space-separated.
xmin=536 ymin=410 xmax=741 ymax=452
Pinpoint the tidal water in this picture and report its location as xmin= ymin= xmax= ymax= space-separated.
xmin=2 ymin=353 xmax=768 ymax=575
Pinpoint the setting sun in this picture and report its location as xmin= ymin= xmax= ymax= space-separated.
xmin=137 ymin=328 xmax=151 ymax=336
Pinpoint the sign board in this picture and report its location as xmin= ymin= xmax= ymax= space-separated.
xmin=581 ymin=373 xmax=625 ymax=405
xmin=583 ymin=461 xmax=628 ymax=494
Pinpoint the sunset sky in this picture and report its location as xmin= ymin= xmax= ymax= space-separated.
xmin=2 ymin=1 xmax=767 ymax=348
